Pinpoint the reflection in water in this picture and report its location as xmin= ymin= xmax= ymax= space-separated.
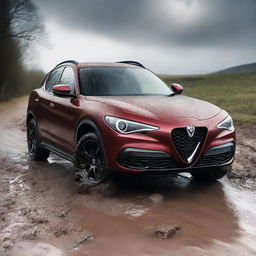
xmin=8 ymin=153 xmax=256 ymax=255
xmin=112 ymin=173 xmax=240 ymax=243
xmin=69 ymin=171 xmax=244 ymax=255
xmin=222 ymin=179 xmax=256 ymax=253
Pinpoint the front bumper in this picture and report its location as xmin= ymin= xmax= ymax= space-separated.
xmin=117 ymin=142 xmax=235 ymax=172
xmin=101 ymin=111 xmax=236 ymax=173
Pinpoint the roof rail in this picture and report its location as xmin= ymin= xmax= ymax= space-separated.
xmin=117 ymin=61 xmax=145 ymax=68
xmin=55 ymin=60 xmax=78 ymax=67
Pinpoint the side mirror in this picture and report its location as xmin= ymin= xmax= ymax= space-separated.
xmin=52 ymin=84 xmax=72 ymax=97
xmin=171 ymin=83 xmax=183 ymax=94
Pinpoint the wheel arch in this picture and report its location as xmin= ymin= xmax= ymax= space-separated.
xmin=26 ymin=110 xmax=36 ymax=126
xmin=75 ymin=119 xmax=105 ymax=147
xmin=75 ymin=119 xmax=108 ymax=166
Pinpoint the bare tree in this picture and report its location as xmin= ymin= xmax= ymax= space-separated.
xmin=0 ymin=0 xmax=46 ymax=101
xmin=0 ymin=0 xmax=45 ymax=42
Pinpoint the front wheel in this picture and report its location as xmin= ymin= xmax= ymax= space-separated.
xmin=74 ymin=133 xmax=108 ymax=186
xmin=190 ymin=166 xmax=229 ymax=182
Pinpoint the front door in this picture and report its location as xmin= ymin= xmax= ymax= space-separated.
xmin=45 ymin=65 xmax=80 ymax=155
xmin=36 ymin=66 xmax=64 ymax=145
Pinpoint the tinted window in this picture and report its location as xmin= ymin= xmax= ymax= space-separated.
xmin=79 ymin=67 xmax=173 ymax=96
xmin=59 ymin=66 xmax=76 ymax=94
xmin=45 ymin=67 xmax=64 ymax=92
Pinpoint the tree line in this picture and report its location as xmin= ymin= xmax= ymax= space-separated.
xmin=0 ymin=0 xmax=46 ymax=101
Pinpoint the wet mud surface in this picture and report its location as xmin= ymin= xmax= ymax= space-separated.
xmin=0 ymin=97 xmax=256 ymax=256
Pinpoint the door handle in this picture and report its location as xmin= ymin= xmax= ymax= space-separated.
xmin=35 ymin=98 xmax=39 ymax=102
xmin=49 ymin=102 xmax=55 ymax=108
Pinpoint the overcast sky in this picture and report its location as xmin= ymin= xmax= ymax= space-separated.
xmin=31 ymin=0 xmax=256 ymax=74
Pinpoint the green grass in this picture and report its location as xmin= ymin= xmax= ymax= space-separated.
xmin=160 ymin=72 xmax=256 ymax=124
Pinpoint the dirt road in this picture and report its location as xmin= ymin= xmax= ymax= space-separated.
xmin=0 ymin=97 xmax=256 ymax=256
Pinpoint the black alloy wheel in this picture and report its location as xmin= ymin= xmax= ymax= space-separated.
xmin=75 ymin=133 xmax=106 ymax=185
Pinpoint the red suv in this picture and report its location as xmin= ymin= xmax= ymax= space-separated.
xmin=27 ymin=60 xmax=236 ymax=185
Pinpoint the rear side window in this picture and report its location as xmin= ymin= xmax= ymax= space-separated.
xmin=45 ymin=67 xmax=64 ymax=92
xmin=59 ymin=66 xmax=76 ymax=94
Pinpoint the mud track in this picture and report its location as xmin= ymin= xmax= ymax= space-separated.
xmin=0 ymin=97 xmax=256 ymax=256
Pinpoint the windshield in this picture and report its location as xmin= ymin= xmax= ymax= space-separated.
xmin=79 ymin=67 xmax=173 ymax=96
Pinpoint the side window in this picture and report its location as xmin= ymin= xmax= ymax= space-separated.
xmin=45 ymin=67 xmax=64 ymax=92
xmin=59 ymin=66 xmax=76 ymax=94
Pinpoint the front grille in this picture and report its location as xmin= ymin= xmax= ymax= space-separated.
xmin=195 ymin=151 xmax=233 ymax=167
xmin=120 ymin=157 xmax=179 ymax=170
xmin=171 ymin=127 xmax=207 ymax=163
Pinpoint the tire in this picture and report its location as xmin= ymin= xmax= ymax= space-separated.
xmin=27 ymin=119 xmax=50 ymax=161
xmin=74 ymin=132 xmax=108 ymax=187
xmin=190 ymin=166 xmax=229 ymax=182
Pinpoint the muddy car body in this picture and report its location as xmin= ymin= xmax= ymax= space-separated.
xmin=27 ymin=60 xmax=236 ymax=184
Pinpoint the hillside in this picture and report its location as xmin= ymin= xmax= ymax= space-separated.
xmin=214 ymin=63 xmax=256 ymax=74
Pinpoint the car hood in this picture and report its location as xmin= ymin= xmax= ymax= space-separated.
xmin=89 ymin=95 xmax=221 ymax=121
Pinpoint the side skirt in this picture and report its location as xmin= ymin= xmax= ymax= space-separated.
xmin=41 ymin=142 xmax=74 ymax=163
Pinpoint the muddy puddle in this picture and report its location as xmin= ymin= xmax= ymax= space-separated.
xmin=0 ymin=97 xmax=256 ymax=256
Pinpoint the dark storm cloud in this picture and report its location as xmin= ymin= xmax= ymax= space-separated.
xmin=34 ymin=0 xmax=256 ymax=48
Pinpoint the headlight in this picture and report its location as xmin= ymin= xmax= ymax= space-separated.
xmin=105 ymin=116 xmax=159 ymax=134
xmin=217 ymin=115 xmax=234 ymax=131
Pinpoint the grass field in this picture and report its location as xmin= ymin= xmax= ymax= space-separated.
xmin=160 ymin=72 xmax=256 ymax=124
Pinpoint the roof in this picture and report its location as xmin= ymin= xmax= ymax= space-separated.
xmin=55 ymin=60 xmax=145 ymax=69
xmin=78 ymin=62 xmax=141 ymax=68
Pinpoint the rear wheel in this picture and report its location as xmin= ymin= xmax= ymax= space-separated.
xmin=74 ymin=133 xmax=107 ymax=187
xmin=190 ymin=166 xmax=229 ymax=182
xmin=27 ymin=119 xmax=50 ymax=161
